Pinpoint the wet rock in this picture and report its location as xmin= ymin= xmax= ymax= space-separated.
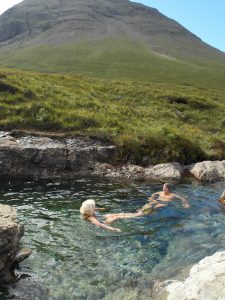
xmin=190 ymin=160 xmax=225 ymax=182
xmin=163 ymin=251 xmax=225 ymax=300
xmin=144 ymin=163 xmax=183 ymax=181
xmin=0 ymin=204 xmax=31 ymax=283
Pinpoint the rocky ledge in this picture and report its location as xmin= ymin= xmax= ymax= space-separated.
xmin=159 ymin=251 xmax=225 ymax=300
xmin=0 ymin=132 xmax=116 ymax=180
xmin=0 ymin=132 xmax=225 ymax=182
xmin=0 ymin=204 xmax=31 ymax=283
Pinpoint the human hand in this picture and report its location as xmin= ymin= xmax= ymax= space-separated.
xmin=96 ymin=207 xmax=105 ymax=211
xmin=183 ymin=202 xmax=190 ymax=208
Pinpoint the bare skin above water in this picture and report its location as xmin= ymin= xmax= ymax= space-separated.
xmin=104 ymin=183 xmax=190 ymax=224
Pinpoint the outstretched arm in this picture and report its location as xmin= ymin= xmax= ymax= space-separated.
xmin=98 ymin=222 xmax=121 ymax=232
xmin=89 ymin=216 xmax=121 ymax=232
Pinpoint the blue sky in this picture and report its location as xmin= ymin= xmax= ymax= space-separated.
xmin=133 ymin=0 xmax=225 ymax=53
xmin=0 ymin=0 xmax=224 ymax=53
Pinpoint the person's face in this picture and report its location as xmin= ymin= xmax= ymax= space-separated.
xmin=163 ymin=184 xmax=170 ymax=194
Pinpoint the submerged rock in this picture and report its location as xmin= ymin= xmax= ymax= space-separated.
xmin=0 ymin=204 xmax=31 ymax=283
xmin=162 ymin=251 xmax=225 ymax=300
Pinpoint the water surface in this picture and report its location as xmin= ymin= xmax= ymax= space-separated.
xmin=0 ymin=179 xmax=225 ymax=299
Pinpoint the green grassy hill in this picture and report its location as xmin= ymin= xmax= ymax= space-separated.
xmin=1 ymin=39 xmax=225 ymax=90
xmin=1 ymin=67 xmax=225 ymax=164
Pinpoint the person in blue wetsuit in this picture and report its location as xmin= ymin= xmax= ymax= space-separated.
xmin=104 ymin=183 xmax=190 ymax=224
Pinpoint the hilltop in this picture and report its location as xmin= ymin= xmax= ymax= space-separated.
xmin=0 ymin=0 xmax=225 ymax=89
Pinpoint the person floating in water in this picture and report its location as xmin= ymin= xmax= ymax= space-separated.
xmin=80 ymin=199 xmax=121 ymax=232
xmin=148 ymin=182 xmax=190 ymax=208
xmin=104 ymin=183 xmax=190 ymax=224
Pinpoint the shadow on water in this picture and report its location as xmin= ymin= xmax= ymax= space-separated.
xmin=0 ymin=179 xmax=225 ymax=299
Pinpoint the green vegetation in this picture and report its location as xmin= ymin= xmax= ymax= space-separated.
xmin=0 ymin=68 xmax=225 ymax=164
xmin=1 ymin=39 xmax=225 ymax=90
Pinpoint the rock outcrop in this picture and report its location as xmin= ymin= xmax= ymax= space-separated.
xmin=0 ymin=204 xmax=31 ymax=283
xmin=144 ymin=163 xmax=183 ymax=181
xmin=93 ymin=162 xmax=183 ymax=182
xmin=1 ymin=132 xmax=225 ymax=182
xmin=190 ymin=160 xmax=225 ymax=182
xmin=0 ymin=133 xmax=116 ymax=180
xmin=162 ymin=251 xmax=225 ymax=300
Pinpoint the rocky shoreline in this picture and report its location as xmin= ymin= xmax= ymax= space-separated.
xmin=0 ymin=131 xmax=225 ymax=182
xmin=0 ymin=204 xmax=31 ymax=283
xmin=156 ymin=251 xmax=225 ymax=300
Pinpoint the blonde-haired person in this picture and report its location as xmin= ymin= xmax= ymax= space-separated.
xmin=80 ymin=199 xmax=121 ymax=232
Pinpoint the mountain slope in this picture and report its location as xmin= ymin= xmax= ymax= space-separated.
xmin=0 ymin=0 xmax=225 ymax=88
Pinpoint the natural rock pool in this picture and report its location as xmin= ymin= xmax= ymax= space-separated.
xmin=0 ymin=179 xmax=225 ymax=300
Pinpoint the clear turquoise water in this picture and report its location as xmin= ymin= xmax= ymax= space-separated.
xmin=0 ymin=179 xmax=225 ymax=300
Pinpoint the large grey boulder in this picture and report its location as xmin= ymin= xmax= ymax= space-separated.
xmin=0 ymin=204 xmax=31 ymax=283
xmin=163 ymin=251 xmax=225 ymax=300
xmin=190 ymin=160 xmax=225 ymax=182
xmin=144 ymin=163 xmax=183 ymax=181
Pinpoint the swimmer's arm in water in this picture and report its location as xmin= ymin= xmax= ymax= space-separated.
xmin=148 ymin=192 xmax=160 ymax=202
xmin=88 ymin=216 xmax=121 ymax=232
xmin=177 ymin=195 xmax=190 ymax=208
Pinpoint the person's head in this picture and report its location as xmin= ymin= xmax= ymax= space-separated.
xmin=163 ymin=183 xmax=173 ymax=194
xmin=80 ymin=199 xmax=96 ymax=216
